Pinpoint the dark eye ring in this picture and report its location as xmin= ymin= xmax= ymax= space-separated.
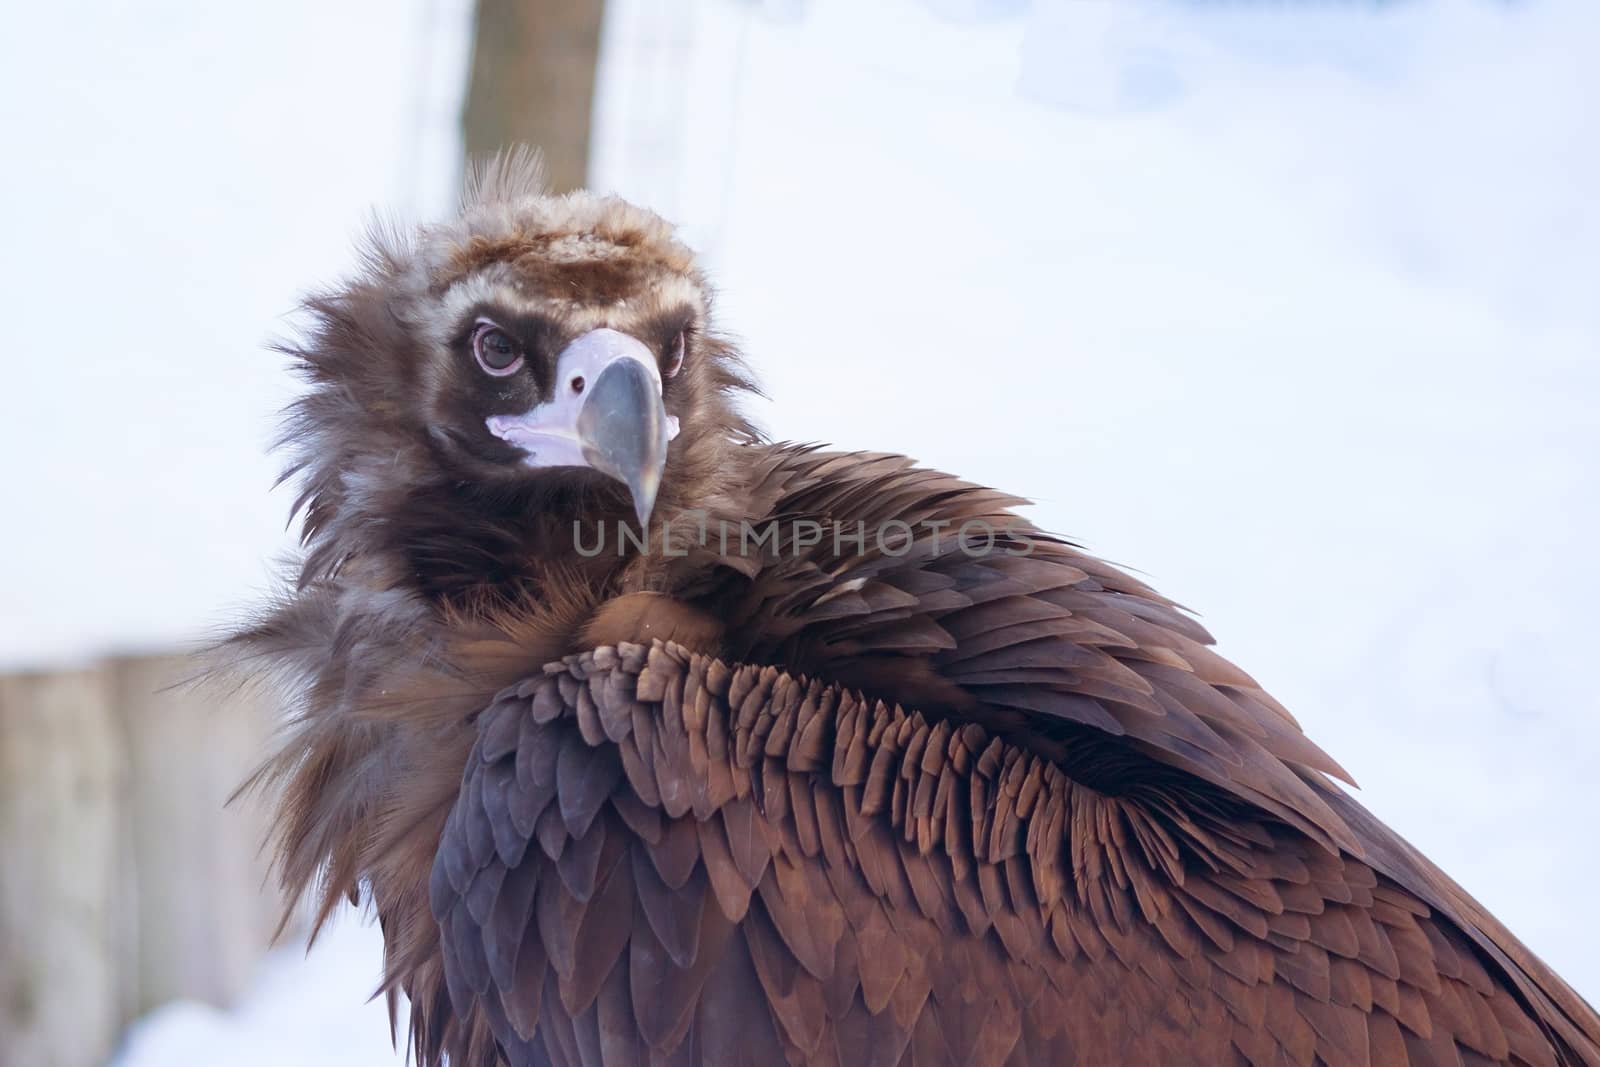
xmin=472 ymin=321 xmax=524 ymax=376
xmin=665 ymin=330 xmax=686 ymax=379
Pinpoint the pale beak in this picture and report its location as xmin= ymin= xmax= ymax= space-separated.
xmin=485 ymin=328 xmax=680 ymax=526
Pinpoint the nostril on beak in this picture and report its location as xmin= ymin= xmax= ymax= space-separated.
xmin=570 ymin=375 xmax=586 ymax=395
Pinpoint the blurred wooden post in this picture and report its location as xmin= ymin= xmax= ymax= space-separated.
xmin=111 ymin=654 xmax=285 ymax=1018
xmin=462 ymin=0 xmax=607 ymax=192
xmin=0 ymin=669 xmax=126 ymax=1067
xmin=0 ymin=654 xmax=289 ymax=1067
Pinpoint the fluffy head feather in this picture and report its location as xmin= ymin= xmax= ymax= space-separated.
xmin=277 ymin=147 xmax=760 ymax=604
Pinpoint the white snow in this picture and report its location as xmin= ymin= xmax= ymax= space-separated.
xmin=111 ymin=914 xmax=407 ymax=1067
xmin=0 ymin=0 xmax=1592 ymax=1062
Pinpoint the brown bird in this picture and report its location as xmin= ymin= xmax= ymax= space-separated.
xmin=230 ymin=150 xmax=1600 ymax=1067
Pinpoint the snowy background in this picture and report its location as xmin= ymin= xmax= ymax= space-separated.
xmin=1 ymin=0 xmax=1594 ymax=1062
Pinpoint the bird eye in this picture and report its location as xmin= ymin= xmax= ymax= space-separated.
xmin=665 ymin=330 xmax=686 ymax=379
xmin=472 ymin=322 xmax=524 ymax=376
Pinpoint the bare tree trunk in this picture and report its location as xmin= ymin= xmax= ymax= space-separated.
xmin=462 ymin=0 xmax=607 ymax=193
xmin=0 ymin=669 xmax=126 ymax=1067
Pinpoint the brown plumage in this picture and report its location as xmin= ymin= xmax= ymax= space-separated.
xmin=229 ymin=150 xmax=1600 ymax=1066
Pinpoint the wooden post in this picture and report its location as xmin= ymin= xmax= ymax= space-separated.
xmin=0 ymin=668 xmax=127 ymax=1067
xmin=462 ymin=0 xmax=607 ymax=193
xmin=0 ymin=654 xmax=293 ymax=1066
xmin=110 ymin=653 xmax=286 ymax=1018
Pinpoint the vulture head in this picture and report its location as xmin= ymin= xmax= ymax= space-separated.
xmin=284 ymin=151 xmax=756 ymax=600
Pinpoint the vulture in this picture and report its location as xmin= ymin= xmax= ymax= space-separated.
xmin=230 ymin=151 xmax=1600 ymax=1067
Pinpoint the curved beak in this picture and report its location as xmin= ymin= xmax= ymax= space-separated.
xmin=485 ymin=328 xmax=680 ymax=526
